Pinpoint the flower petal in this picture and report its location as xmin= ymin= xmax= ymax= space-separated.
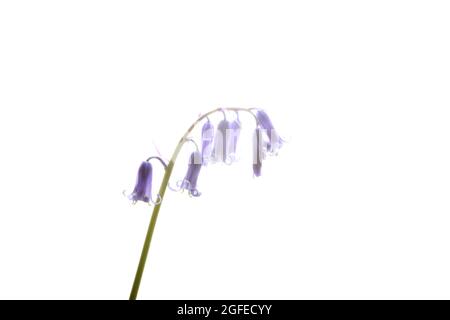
xmin=181 ymin=151 xmax=203 ymax=196
xmin=228 ymin=119 xmax=241 ymax=160
xmin=201 ymin=120 xmax=215 ymax=165
xmin=255 ymin=109 xmax=283 ymax=154
xmin=212 ymin=120 xmax=231 ymax=163
xmin=253 ymin=128 xmax=263 ymax=177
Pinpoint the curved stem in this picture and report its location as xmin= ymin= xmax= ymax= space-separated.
xmin=128 ymin=107 xmax=258 ymax=300
xmin=183 ymin=138 xmax=200 ymax=153
xmin=219 ymin=108 xmax=227 ymax=120
xmin=146 ymin=156 xmax=168 ymax=168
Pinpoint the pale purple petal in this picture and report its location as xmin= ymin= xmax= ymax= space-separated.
xmin=228 ymin=119 xmax=241 ymax=158
xmin=181 ymin=151 xmax=203 ymax=196
xmin=253 ymin=128 xmax=263 ymax=177
xmin=212 ymin=120 xmax=231 ymax=163
xmin=255 ymin=109 xmax=283 ymax=154
xmin=201 ymin=120 xmax=215 ymax=165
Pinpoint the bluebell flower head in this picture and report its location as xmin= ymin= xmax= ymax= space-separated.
xmin=181 ymin=151 xmax=203 ymax=197
xmin=201 ymin=119 xmax=215 ymax=165
xmin=255 ymin=109 xmax=283 ymax=154
xmin=212 ymin=119 xmax=232 ymax=163
xmin=129 ymin=161 xmax=153 ymax=203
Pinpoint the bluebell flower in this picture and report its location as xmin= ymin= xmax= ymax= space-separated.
xmin=227 ymin=118 xmax=241 ymax=162
xmin=180 ymin=151 xmax=203 ymax=197
xmin=255 ymin=109 xmax=283 ymax=154
xmin=201 ymin=119 xmax=214 ymax=165
xmin=211 ymin=119 xmax=232 ymax=163
xmin=253 ymin=128 xmax=264 ymax=177
xmin=129 ymin=161 xmax=153 ymax=203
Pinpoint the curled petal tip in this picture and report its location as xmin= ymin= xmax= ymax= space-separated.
xmin=151 ymin=194 xmax=163 ymax=205
xmin=253 ymin=166 xmax=262 ymax=177
xmin=189 ymin=189 xmax=201 ymax=197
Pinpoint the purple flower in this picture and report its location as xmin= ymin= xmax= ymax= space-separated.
xmin=255 ymin=109 xmax=283 ymax=154
xmin=211 ymin=119 xmax=232 ymax=163
xmin=227 ymin=119 xmax=241 ymax=162
xmin=129 ymin=161 xmax=153 ymax=203
xmin=253 ymin=128 xmax=264 ymax=177
xmin=180 ymin=151 xmax=203 ymax=197
xmin=201 ymin=119 xmax=215 ymax=165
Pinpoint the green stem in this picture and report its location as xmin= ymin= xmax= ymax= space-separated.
xmin=128 ymin=107 xmax=257 ymax=300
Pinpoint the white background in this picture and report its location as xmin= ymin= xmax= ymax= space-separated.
xmin=1 ymin=1 xmax=450 ymax=299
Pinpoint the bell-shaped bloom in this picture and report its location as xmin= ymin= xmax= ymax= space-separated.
xmin=255 ymin=109 xmax=283 ymax=154
xmin=180 ymin=151 xmax=203 ymax=197
xmin=129 ymin=161 xmax=153 ymax=203
xmin=201 ymin=119 xmax=215 ymax=165
xmin=227 ymin=119 xmax=241 ymax=162
xmin=211 ymin=119 xmax=232 ymax=163
xmin=253 ymin=128 xmax=265 ymax=177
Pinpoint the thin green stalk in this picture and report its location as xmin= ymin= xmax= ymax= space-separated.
xmin=129 ymin=107 xmax=257 ymax=300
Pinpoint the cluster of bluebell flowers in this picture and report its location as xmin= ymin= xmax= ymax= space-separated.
xmin=128 ymin=107 xmax=283 ymax=300
xmin=127 ymin=108 xmax=283 ymax=204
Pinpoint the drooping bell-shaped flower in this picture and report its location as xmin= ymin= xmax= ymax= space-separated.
xmin=180 ymin=151 xmax=203 ymax=197
xmin=211 ymin=119 xmax=232 ymax=163
xmin=227 ymin=119 xmax=241 ymax=163
xmin=255 ymin=109 xmax=283 ymax=154
xmin=129 ymin=161 xmax=153 ymax=203
xmin=201 ymin=119 xmax=215 ymax=165
xmin=253 ymin=128 xmax=265 ymax=177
